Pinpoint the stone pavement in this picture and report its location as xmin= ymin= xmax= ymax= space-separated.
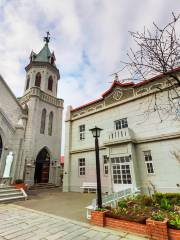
xmin=0 ymin=204 xmax=148 ymax=240
xmin=15 ymin=189 xmax=96 ymax=222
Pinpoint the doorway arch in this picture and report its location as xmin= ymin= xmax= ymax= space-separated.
xmin=34 ymin=147 xmax=50 ymax=184
xmin=0 ymin=135 xmax=3 ymax=160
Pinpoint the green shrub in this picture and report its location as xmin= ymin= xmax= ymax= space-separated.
xmin=15 ymin=179 xmax=24 ymax=184
xmin=160 ymin=197 xmax=172 ymax=211
xmin=168 ymin=212 xmax=180 ymax=229
xmin=139 ymin=195 xmax=154 ymax=206
xmin=118 ymin=200 xmax=127 ymax=208
xmin=153 ymin=192 xmax=180 ymax=206
xmin=151 ymin=210 xmax=165 ymax=221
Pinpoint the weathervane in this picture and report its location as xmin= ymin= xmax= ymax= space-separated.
xmin=110 ymin=72 xmax=119 ymax=82
xmin=44 ymin=31 xmax=50 ymax=44
xmin=109 ymin=72 xmax=131 ymax=84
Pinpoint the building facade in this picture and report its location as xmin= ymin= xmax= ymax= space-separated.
xmin=0 ymin=38 xmax=63 ymax=186
xmin=63 ymin=70 xmax=180 ymax=194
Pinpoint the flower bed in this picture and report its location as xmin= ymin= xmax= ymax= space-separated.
xmin=91 ymin=211 xmax=180 ymax=240
xmin=105 ymin=193 xmax=180 ymax=230
xmin=91 ymin=193 xmax=180 ymax=239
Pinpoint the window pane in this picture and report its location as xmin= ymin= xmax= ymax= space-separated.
xmin=79 ymin=158 xmax=85 ymax=175
xmin=115 ymin=118 xmax=128 ymax=129
xmin=48 ymin=76 xmax=53 ymax=91
xmin=35 ymin=72 xmax=41 ymax=87
xmin=79 ymin=125 xmax=85 ymax=140
xmin=144 ymin=151 xmax=154 ymax=174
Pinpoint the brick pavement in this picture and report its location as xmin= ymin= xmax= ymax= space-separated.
xmin=0 ymin=204 xmax=148 ymax=240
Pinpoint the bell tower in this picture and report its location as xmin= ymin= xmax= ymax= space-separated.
xmin=24 ymin=32 xmax=60 ymax=97
xmin=19 ymin=33 xmax=64 ymax=186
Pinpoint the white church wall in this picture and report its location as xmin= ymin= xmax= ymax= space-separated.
xmin=69 ymin=149 xmax=109 ymax=192
xmin=70 ymin=92 xmax=180 ymax=153
xmin=64 ymin=84 xmax=180 ymax=193
xmin=0 ymin=78 xmax=23 ymax=125
xmin=136 ymin=139 xmax=180 ymax=194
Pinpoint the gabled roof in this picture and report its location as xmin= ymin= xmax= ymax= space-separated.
xmin=34 ymin=43 xmax=52 ymax=63
xmin=26 ymin=42 xmax=60 ymax=79
xmin=0 ymin=75 xmax=24 ymax=111
xmin=71 ymin=66 xmax=180 ymax=112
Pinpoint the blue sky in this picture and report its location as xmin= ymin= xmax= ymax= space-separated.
xmin=0 ymin=0 xmax=179 ymax=151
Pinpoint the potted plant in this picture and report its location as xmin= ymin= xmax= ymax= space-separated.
xmin=14 ymin=179 xmax=27 ymax=190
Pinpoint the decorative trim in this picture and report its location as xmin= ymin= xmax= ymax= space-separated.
xmin=25 ymin=61 xmax=60 ymax=80
xmin=70 ymin=132 xmax=180 ymax=154
xmin=70 ymin=146 xmax=106 ymax=154
xmin=19 ymin=87 xmax=64 ymax=108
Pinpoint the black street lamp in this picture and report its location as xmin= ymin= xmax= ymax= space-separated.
xmin=90 ymin=126 xmax=103 ymax=209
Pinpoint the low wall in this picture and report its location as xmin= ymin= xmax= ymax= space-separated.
xmin=91 ymin=210 xmax=180 ymax=240
xmin=106 ymin=217 xmax=147 ymax=236
xmin=168 ymin=229 xmax=180 ymax=240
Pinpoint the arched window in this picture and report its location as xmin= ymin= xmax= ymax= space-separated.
xmin=48 ymin=76 xmax=53 ymax=91
xmin=35 ymin=72 xmax=41 ymax=87
xmin=40 ymin=109 xmax=46 ymax=134
xmin=26 ymin=76 xmax=30 ymax=90
xmin=51 ymin=57 xmax=54 ymax=65
xmin=0 ymin=135 xmax=3 ymax=159
xmin=48 ymin=111 xmax=53 ymax=136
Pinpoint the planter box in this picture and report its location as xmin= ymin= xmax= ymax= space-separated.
xmin=91 ymin=210 xmax=109 ymax=227
xmin=15 ymin=183 xmax=27 ymax=190
xmin=146 ymin=218 xmax=168 ymax=240
xmin=168 ymin=228 xmax=180 ymax=240
xmin=91 ymin=211 xmax=180 ymax=240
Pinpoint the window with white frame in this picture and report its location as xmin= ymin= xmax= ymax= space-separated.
xmin=144 ymin=151 xmax=154 ymax=174
xmin=79 ymin=125 xmax=85 ymax=140
xmin=111 ymin=156 xmax=132 ymax=184
xmin=78 ymin=158 xmax=85 ymax=176
xmin=103 ymin=155 xmax=109 ymax=176
xmin=114 ymin=118 xmax=128 ymax=130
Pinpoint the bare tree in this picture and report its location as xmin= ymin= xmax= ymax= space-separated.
xmin=120 ymin=12 xmax=180 ymax=120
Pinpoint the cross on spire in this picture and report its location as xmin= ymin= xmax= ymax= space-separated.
xmin=44 ymin=31 xmax=50 ymax=44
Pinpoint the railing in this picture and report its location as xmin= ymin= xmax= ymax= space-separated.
xmin=86 ymin=187 xmax=140 ymax=219
xmin=104 ymin=128 xmax=134 ymax=145
xmin=19 ymin=87 xmax=64 ymax=108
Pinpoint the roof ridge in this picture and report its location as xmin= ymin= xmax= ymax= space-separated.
xmin=71 ymin=66 xmax=180 ymax=112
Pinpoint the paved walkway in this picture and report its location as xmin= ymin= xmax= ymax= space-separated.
xmin=0 ymin=204 xmax=148 ymax=240
xmin=16 ymin=189 xmax=96 ymax=222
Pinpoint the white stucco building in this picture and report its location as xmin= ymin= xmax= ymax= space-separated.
xmin=0 ymin=36 xmax=63 ymax=186
xmin=63 ymin=70 xmax=180 ymax=194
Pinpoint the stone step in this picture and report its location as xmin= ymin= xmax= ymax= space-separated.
xmin=30 ymin=184 xmax=57 ymax=186
xmin=0 ymin=184 xmax=15 ymax=190
xmin=0 ymin=189 xmax=22 ymax=194
xmin=0 ymin=195 xmax=26 ymax=203
xmin=0 ymin=192 xmax=24 ymax=199
xmin=0 ymin=186 xmax=27 ymax=203
xmin=29 ymin=183 xmax=58 ymax=190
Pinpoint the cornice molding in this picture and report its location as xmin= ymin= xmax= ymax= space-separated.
xmin=70 ymin=132 xmax=180 ymax=154
xmin=25 ymin=61 xmax=60 ymax=80
xmin=19 ymin=87 xmax=64 ymax=108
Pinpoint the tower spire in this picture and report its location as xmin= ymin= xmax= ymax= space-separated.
xmin=44 ymin=31 xmax=50 ymax=44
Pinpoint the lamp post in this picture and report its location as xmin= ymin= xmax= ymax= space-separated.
xmin=90 ymin=126 xmax=103 ymax=209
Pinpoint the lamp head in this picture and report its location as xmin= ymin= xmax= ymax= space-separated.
xmin=89 ymin=126 xmax=103 ymax=138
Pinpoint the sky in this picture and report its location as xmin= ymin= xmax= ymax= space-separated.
xmin=0 ymin=0 xmax=179 ymax=152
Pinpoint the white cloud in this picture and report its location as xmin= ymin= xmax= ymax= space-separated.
xmin=0 ymin=0 xmax=179 ymax=152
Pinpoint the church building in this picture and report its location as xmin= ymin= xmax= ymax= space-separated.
xmin=63 ymin=69 xmax=180 ymax=194
xmin=0 ymin=34 xmax=64 ymax=186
